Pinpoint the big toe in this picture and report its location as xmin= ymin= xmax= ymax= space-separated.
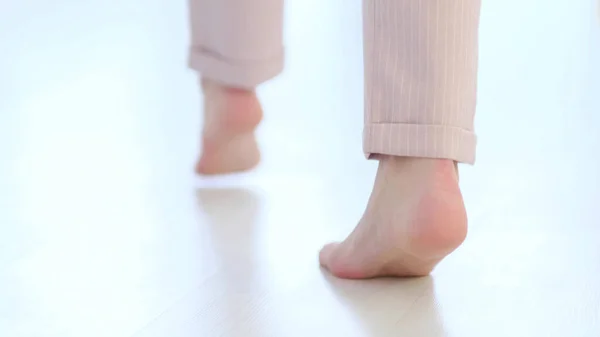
xmin=319 ymin=242 xmax=341 ymax=269
xmin=195 ymin=152 xmax=217 ymax=175
xmin=319 ymin=242 xmax=367 ymax=279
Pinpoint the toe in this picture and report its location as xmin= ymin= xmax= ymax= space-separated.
xmin=319 ymin=242 xmax=340 ymax=269
xmin=319 ymin=242 xmax=371 ymax=279
xmin=195 ymin=156 xmax=212 ymax=175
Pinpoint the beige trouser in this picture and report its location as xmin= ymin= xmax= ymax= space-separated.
xmin=188 ymin=0 xmax=481 ymax=164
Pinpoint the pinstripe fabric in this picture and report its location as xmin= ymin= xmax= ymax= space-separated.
xmin=363 ymin=0 xmax=481 ymax=164
xmin=188 ymin=0 xmax=285 ymax=89
xmin=189 ymin=0 xmax=481 ymax=163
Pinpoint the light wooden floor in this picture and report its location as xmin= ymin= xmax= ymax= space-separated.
xmin=1 ymin=1 xmax=600 ymax=336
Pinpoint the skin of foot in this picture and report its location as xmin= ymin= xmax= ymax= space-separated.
xmin=319 ymin=156 xmax=467 ymax=279
xmin=197 ymin=81 xmax=466 ymax=277
xmin=196 ymin=80 xmax=263 ymax=175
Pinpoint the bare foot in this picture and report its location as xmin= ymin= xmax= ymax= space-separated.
xmin=319 ymin=157 xmax=467 ymax=278
xmin=196 ymin=80 xmax=263 ymax=175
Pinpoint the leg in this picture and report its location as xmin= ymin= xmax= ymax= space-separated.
xmin=320 ymin=0 xmax=481 ymax=278
xmin=188 ymin=0 xmax=284 ymax=174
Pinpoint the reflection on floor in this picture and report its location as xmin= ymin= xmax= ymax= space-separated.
xmin=1 ymin=0 xmax=599 ymax=336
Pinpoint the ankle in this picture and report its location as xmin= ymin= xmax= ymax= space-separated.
xmin=378 ymin=156 xmax=457 ymax=181
xmin=376 ymin=156 xmax=466 ymax=257
xmin=201 ymin=79 xmax=263 ymax=136
xmin=202 ymin=78 xmax=255 ymax=95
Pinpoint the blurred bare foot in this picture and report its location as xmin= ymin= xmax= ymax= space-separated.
xmin=196 ymin=80 xmax=262 ymax=175
xmin=319 ymin=157 xmax=467 ymax=278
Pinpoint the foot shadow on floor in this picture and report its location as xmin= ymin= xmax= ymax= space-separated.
xmin=195 ymin=187 xmax=264 ymax=275
xmin=195 ymin=187 xmax=275 ymax=336
xmin=323 ymin=273 xmax=447 ymax=337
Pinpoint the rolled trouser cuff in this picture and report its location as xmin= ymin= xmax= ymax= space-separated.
xmin=364 ymin=123 xmax=477 ymax=164
xmin=189 ymin=47 xmax=284 ymax=89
